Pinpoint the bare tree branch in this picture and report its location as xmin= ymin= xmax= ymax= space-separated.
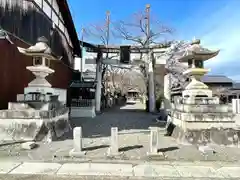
xmin=86 ymin=24 xmax=108 ymax=45
xmin=113 ymin=11 xmax=173 ymax=47
xmin=85 ymin=20 xmax=121 ymax=90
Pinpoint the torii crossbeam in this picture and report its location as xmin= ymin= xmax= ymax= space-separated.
xmin=79 ymin=41 xmax=172 ymax=53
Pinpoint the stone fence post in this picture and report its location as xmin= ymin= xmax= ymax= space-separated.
xmin=107 ymin=127 xmax=119 ymax=156
xmin=69 ymin=127 xmax=86 ymax=157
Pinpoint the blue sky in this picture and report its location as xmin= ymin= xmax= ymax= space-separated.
xmin=68 ymin=0 xmax=240 ymax=80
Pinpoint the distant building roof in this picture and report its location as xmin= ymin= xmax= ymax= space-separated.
xmin=201 ymin=75 xmax=233 ymax=84
xmin=232 ymin=83 xmax=240 ymax=89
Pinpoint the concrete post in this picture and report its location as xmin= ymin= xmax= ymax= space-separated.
xmin=69 ymin=127 xmax=86 ymax=157
xmin=108 ymin=127 xmax=119 ymax=156
xmin=149 ymin=127 xmax=158 ymax=154
xmin=147 ymin=127 xmax=163 ymax=157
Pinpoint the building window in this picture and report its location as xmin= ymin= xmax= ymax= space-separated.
xmin=34 ymin=0 xmax=42 ymax=8
xmin=59 ymin=21 xmax=64 ymax=33
xmin=42 ymin=0 xmax=51 ymax=18
xmin=52 ymin=11 xmax=58 ymax=27
xmin=51 ymin=0 xmax=60 ymax=15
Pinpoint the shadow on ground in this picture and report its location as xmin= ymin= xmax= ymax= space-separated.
xmin=119 ymin=145 xmax=143 ymax=152
xmin=60 ymin=102 xmax=159 ymax=140
xmin=83 ymin=145 xmax=109 ymax=151
xmin=158 ymin=146 xmax=179 ymax=153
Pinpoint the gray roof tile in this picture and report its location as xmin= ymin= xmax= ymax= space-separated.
xmin=201 ymin=75 xmax=233 ymax=83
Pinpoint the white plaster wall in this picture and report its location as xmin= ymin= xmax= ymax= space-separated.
xmin=74 ymin=57 xmax=81 ymax=71
xmin=50 ymin=0 xmax=59 ymax=13
xmin=42 ymin=0 xmax=51 ymax=18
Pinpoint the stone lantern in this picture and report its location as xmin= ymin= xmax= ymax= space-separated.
xmin=178 ymin=39 xmax=220 ymax=99
xmin=17 ymin=36 xmax=61 ymax=96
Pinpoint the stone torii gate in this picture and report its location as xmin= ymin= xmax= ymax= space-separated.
xmin=81 ymin=41 xmax=171 ymax=113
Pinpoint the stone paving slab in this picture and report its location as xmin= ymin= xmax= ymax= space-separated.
xmin=9 ymin=162 xmax=62 ymax=175
xmin=133 ymin=164 xmax=180 ymax=177
xmin=2 ymin=175 xmax=238 ymax=180
xmin=216 ymin=167 xmax=240 ymax=178
xmin=57 ymin=163 xmax=133 ymax=176
xmin=175 ymin=166 xmax=223 ymax=178
xmin=0 ymin=161 xmax=240 ymax=178
xmin=0 ymin=162 xmax=21 ymax=174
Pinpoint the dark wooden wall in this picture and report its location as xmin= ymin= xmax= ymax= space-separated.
xmin=0 ymin=0 xmax=75 ymax=109
xmin=0 ymin=0 xmax=73 ymax=66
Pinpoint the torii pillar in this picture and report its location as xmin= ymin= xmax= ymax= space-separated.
xmin=95 ymin=51 xmax=103 ymax=112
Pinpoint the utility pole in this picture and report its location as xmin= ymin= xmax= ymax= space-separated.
xmin=105 ymin=11 xmax=110 ymax=90
xmin=106 ymin=10 xmax=110 ymax=53
xmin=145 ymin=4 xmax=155 ymax=112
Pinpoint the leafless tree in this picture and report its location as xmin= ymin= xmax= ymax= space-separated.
xmin=85 ymin=22 xmax=119 ymax=89
xmin=113 ymin=11 xmax=173 ymax=47
xmin=113 ymin=9 xmax=173 ymax=101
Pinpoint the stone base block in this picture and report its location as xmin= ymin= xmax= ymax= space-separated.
xmin=147 ymin=151 xmax=164 ymax=157
xmin=0 ymin=111 xmax=71 ymax=142
xmin=172 ymin=125 xmax=240 ymax=146
xmin=69 ymin=149 xmax=86 ymax=157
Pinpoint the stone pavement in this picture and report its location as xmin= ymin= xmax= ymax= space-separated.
xmin=0 ymin=161 xmax=240 ymax=179
xmin=1 ymin=102 xmax=240 ymax=180
xmin=1 ymin=102 xmax=240 ymax=163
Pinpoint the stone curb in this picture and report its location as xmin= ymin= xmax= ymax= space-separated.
xmin=0 ymin=161 xmax=240 ymax=178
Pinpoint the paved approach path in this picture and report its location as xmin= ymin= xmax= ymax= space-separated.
xmin=2 ymin=102 xmax=240 ymax=163
xmin=69 ymin=102 xmax=156 ymax=138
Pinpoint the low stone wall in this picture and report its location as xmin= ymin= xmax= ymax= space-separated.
xmin=172 ymin=125 xmax=240 ymax=146
xmin=169 ymin=100 xmax=240 ymax=146
xmin=172 ymin=111 xmax=234 ymax=124
xmin=0 ymin=108 xmax=71 ymax=142
xmin=172 ymin=103 xmax=231 ymax=113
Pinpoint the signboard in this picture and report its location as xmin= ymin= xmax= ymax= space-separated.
xmin=120 ymin=46 xmax=130 ymax=64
